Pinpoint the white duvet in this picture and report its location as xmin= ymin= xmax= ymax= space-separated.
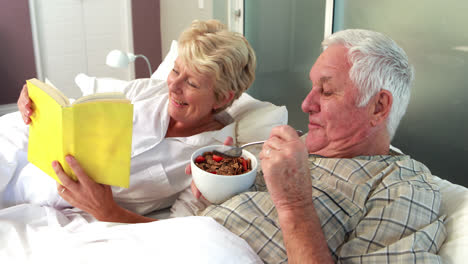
xmin=0 ymin=112 xmax=262 ymax=264
xmin=0 ymin=206 xmax=261 ymax=264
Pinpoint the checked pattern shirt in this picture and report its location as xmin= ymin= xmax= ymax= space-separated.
xmin=199 ymin=152 xmax=447 ymax=263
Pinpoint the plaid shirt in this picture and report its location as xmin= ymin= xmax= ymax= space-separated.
xmin=199 ymin=152 xmax=447 ymax=263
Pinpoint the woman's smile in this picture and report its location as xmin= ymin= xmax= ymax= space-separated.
xmin=170 ymin=96 xmax=188 ymax=107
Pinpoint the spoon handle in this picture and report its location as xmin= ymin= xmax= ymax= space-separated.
xmin=240 ymin=140 xmax=266 ymax=148
xmin=240 ymin=130 xmax=303 ymax=149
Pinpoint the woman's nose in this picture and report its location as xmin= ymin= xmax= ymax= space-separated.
xmin=168 ymin=76 xmax=184 ymax=93
xmin=301 ymin=88 xmax=320 ymax=114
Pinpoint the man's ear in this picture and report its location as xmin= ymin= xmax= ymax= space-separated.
xmin=370 ymin=90 xmax=392 ymax=127
xmin=214 ymin=91 xmax=235 ymax=110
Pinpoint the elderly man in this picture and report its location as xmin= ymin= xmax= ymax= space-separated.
xmin=196 ymin=29 xmax=446 ymax=263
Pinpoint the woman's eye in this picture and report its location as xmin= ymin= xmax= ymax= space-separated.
xmin=187 ymin=80 xmax=199 ymax=88
xmin=172 ymin=69 xmax=179 ymax=74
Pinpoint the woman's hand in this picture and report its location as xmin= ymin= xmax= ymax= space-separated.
xmin=17 ymin=84 xmax=33 ymax=125
xmin=53 ymin=155 xmax=119 ymax=221
xmin=188 ymin=136 xmax=234 ymax=199
xmin=185 ymin=164 xmax=202 ymax=199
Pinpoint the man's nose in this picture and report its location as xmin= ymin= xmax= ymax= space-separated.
xmin=301 ymin=88 xmax=320 ymax=114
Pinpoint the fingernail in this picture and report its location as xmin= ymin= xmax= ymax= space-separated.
xmin=66 ymin=155 xmax=72 ymax=162
xmin=52 ymin=161 xmax=58 ymax=168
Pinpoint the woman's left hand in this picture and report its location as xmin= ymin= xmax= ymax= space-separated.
xmin=53 ymin=155 xmax=118 ymax=221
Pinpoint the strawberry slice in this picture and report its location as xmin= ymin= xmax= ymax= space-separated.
xmin=212 ymin=154 xmax=224 ymax=162
xmin=195 ymin=155 xmax=206 ymax=163
xmin=241 ymin=158 xmax=248 ymax=171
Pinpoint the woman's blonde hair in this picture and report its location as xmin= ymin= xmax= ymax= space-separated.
xmin=177 ymin=19 xmax=256 ymax=112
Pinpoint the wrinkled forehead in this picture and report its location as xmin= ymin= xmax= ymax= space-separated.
xmin=310 ymin=45 xmax=351 ymax=80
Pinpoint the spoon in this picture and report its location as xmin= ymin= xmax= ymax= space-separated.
xmin=213 ymin=130 xmax=304 ymax=158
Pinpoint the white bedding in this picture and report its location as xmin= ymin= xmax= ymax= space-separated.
xmin=0 ymin=111 xmax=263 ymax=263
xmin=3 ymin=37 xmax=467 ymax=263
xmin=0 ymin=66 xmax=286 ymax=262
xmin=0 ymin=204 xmax=262 ymax=263
xmin=3 ymin=110 xmax=468 ymax=263
xmin=0 ymin=38 xmax=275 ymax=263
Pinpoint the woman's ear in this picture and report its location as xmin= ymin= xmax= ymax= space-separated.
xmin=370 ymin=90 xmax=392 ymax=127
xmin=214 ymin=91 xmax=235 ymax=110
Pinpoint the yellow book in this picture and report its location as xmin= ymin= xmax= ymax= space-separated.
xmin=26 ymin=78 xmax=133 ymax=188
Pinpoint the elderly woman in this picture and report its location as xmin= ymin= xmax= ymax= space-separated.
xmin=15 ymin=20 xmax=256 ymax=223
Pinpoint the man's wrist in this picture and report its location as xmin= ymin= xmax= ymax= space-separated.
xmin=275 ymin=196 xmax=315 ymax=217
xmin=276 ymin=199 xmax=334 ymax=264
xmin=276 ymin=200 xmax=316 ymax=230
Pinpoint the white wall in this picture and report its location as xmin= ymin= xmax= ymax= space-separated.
xmin=30 ymin=0 xmax=133 ymax=98
xmin=160 ymin=0 xmax=213 ymax=57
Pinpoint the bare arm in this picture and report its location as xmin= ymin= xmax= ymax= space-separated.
xmin=53 ymin=155 xmax=156 ymax=223
xmin=277 ymin=203 xmax=333 ymax=264
xmin=259 ymin=125 xmax=333 ymax=264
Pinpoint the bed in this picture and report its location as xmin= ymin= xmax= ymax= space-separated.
xmin=0 ymin=94 xmax=279 ymax=263
xmin=1 ymin=41 xmax=467 ymax=263
xmin=0 ymin=40 xmax=285 ymax=263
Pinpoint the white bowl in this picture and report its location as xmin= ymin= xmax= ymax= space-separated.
xmin=191 ymin=145 xmax=258 ymax=204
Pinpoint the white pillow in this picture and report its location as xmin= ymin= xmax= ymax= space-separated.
xmin=431 ymin=176 xmax=468 ymax=264
xmin=75 ymin=73 xmax=129 ymax=96
xmin=151 ymin=40 xmax=178 ymax=81
xmin=226 ymin=93 xmax=287 ymax=144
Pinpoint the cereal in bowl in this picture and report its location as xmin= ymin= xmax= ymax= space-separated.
xmin=194 ymin=152 xmax=252 ymax=175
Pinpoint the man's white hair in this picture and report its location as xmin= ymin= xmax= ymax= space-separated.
xmin=323 ymin=29 xmax=414 ymax=140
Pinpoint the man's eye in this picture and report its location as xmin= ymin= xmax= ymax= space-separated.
xmin=321 ymin=84 xmax=333 ymax=96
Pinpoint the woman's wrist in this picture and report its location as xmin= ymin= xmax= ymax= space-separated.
xmin=96 ymin=204 xmax=157 ymax=223
xmin=94 ymin=202 xmax=124 ymax=222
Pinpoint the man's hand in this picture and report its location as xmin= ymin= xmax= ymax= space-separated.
xmin=260 ymin=125 xmax=333 ymax=263
xmin=53 ymin=155 xmax=119 ymax=221
xmin=259 ymin=125 xmax=313 ymax=211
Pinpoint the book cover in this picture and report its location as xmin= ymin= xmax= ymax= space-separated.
xmin=26 ymin=78 xmax=133 ymax=188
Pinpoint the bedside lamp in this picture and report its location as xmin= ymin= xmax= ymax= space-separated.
xmin=106 ymin=50 xmax=153 ymax=77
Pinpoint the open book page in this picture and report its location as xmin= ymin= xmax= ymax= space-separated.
xmin=72 ymin=92 xmax=128 ymax=104
xmin=28 ymin=78 xmax=70 ymax=107
xmin=45 ymin=78 xmax=58 ymax=90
